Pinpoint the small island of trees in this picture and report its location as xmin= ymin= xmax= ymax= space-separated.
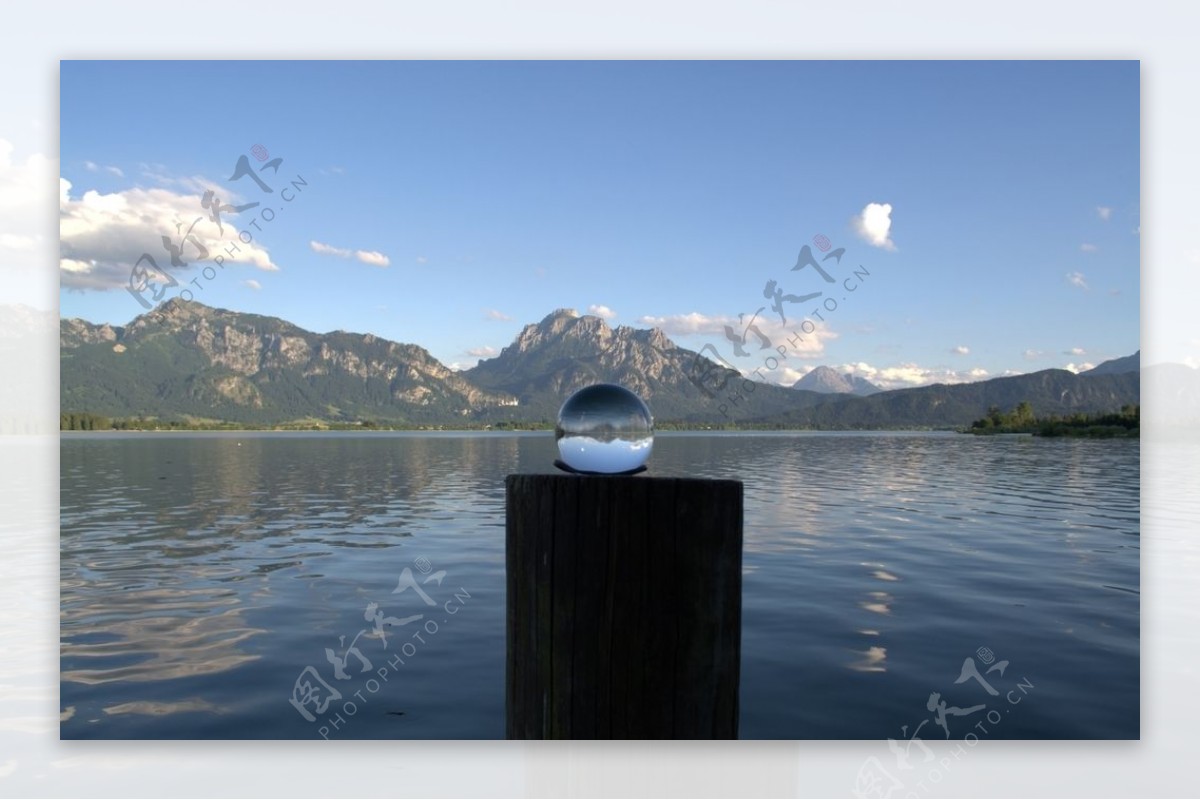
xmin=967 ymin=402 xmax=1139 ymax=438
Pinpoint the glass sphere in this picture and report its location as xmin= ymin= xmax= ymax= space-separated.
xmin=555 ymin=383 xmax=654 ymax=474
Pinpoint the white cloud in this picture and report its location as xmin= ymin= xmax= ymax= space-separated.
xmin=310 ymin=240 xmax=350 ymax=258
xmin=0 ymin=233 xmax=34 ymax=250
xmin=638 ymin=310 xmax=837 ymax=360
xmin=0 ymin=140 xmax=54 ymax=270
xmin=60 ymin=177 xmax=278 ymax=292
xmin=1080 ymin=243 xmax=1098 ymax=253
xmin=60 ymin=258 xmax=92 ymax=274
xmin=485 ymin=309 xmax=512 ymax=322
xmin=1066 ymin=271 xmax=1089 ymax=290
xmin=355 ymin=250 xmax=390 ymax=267
xmin=133 ymin=162 xmax=227 ymax=196
xmin=951 ymin=345 xmax=970 ymax=356
xmin=852 ymin=202 xmax=896 ymax=251
xmin=838 ymin=361 xmax=991 ymax=391
xmin=310 ymin=240 xmax=390 ymax=267
xmin=105 ymin=165 xmax=124 ymax=177
xmin=1064 ymin=347 xmax=1086 ymax=356
xmin=1023 ymin=349 xmax=1043 ymax=360
xmin=587 ymin=304 xmax=617 ymax=320
xmin=637 ymin=312 xmax=726 ymax=336
xmin=1064 ymin=362 xmax=1096 ymax=374
xmin=242 ymin=279 xmax=262 ymax=291
xmin=416 ymin=256 xmax=428 ymax=265
xmin=466 ymin=345 xmax=497 ymax=358
xmin=1097 ymin=206 xmax=1113 ymax=221
xmin=84 ymin=160 xmax=98 ymax=172
xmin=775 ymin=365 xmax=815 ymax=386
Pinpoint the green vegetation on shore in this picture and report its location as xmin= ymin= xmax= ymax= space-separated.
xmin=60 ymin=412 xmax=556 ymax=432
xmin=61 ymin=405 xmax=1139 ymax=436
xmin=59 ymin=412 xmax=944 ymax=433
xmin=965 ymin=403 xmax=1139 ymax=438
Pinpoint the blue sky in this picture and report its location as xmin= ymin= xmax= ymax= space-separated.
xmin=59 ymin=60 xmax=1139 ymax=388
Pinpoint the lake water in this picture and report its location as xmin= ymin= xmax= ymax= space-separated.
xmin=60 ymin=431 xmax=1139 ymax=740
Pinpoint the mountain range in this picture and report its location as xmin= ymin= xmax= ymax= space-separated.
xmin=60 ymin=300 xmax=1140 ymax=428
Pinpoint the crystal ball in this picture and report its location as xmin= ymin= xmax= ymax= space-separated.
xmin=555 ymin=383 xmax=654 ymax=474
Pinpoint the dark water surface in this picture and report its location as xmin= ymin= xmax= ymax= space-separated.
xmin=60 ymin=431 xmax=1139 ymax=739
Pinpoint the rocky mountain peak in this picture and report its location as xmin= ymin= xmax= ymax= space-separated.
xmin=793 ymin=365 xmax=881 ymax=396
xmin=60 ymin=317 xmax=121 ymax=347
xmin=155 ymin=296 xmax=207 ymax=321
xmin=632 ymin=326 xmax=672 ymax=351
xmin=511 ymin=308 xmax=615 ymax=354
xmin=463 ymin=306 xmax=768 ymax=420
xmin=121 ymin=297 xmax=218 ymax=338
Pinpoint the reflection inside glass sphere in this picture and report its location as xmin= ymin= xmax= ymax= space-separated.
xmin=555 ymin=383 xmax=654 ymax=474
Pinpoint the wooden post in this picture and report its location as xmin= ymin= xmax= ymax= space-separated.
xmin=506 ymin=473 xmax=743 ymax=739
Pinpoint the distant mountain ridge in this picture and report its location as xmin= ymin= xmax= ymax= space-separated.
xmin=60 ymin=300 xmax=1140 ymax=428
xmin=61 ymin=298 xmax=517 ymax=424
xmin=769 ymin=367 xmax=1140 ymax=429
xmin=1083 ymin=351 xmax=1140 ymax=375
xmin=792 ymin=365 xmax=881 ymax=396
